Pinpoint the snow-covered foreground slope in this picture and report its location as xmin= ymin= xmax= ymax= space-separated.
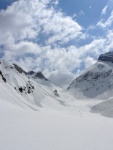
xmin=1 ymin=98 xmax=113 ymax=150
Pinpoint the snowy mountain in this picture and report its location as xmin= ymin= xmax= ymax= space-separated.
xmin=0 ymin=59 xmax=71 ymax=110
xmin=68 ymin=52 xmax=113 ymax=100
xmin=98 ymin=51 xmax=113 ymax=63
xmin=1 ymin=56 xmax=113 ymax=150
xmin=28 ymin=71 xmax=48 ymax=80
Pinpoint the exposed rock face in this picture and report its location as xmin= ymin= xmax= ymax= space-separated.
xmin=0 ymin=71 xmax=6 ymax=82
xmin=34 ymin=71 xmax=48 ymax=80
xmin=18 ymin=81 xmax=34 ymax=94
xmin=28 ymin=71 xmax=48 ymax=80
xmin=98 ymin=51 xmax=113 ymax=63
xmin=13 ymin=64 xmax=27 ymax=75
xmin=28 ymin=71 xmax=35 ymax=75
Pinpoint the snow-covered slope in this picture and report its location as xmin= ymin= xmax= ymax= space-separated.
xmin=1 ymin=57 xmax=113 ymax=150
xmin=1 ymin=90 xmax=113 ymax=150
xmin=0 ymin=60 xmax=70 ymax=110
xmin=91 ymin=97 xmax=113 ymax=118
xmin=68 ymin=52 xmax=113 ymax=99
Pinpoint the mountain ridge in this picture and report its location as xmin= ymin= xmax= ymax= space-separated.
xmin=68 ymin=51 xmax=113 ymax=99
xmin=0 ymin=59 xmax=69 ymax=110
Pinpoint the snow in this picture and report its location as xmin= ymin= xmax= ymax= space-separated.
xmin=68 ymin=61 xmax=113 ymax=99
xmin=1 ymin=60 xmax=113 ymax=150
xmin=0 ymin=60 xmax=67 ymax=109
xmin=91 ymin=97 xmax=113 ymax=118
xmin=1 ymin=99 xmax=113 ymax=150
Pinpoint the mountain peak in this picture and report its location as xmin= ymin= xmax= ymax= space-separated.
xmin=27 ymin=70 xmax=48 ymax=80
xmin=98 ymin=51 xmax=113 ymax=63
xmin=28 ymin=71 xmax=35 ymax=75
xmin=34 ymin=71 xmax=48 ymax=80
xmin=68 ymin=55 xmax=113 ymax=99
xmin=13 ymin=63 xmax=27 ymax=75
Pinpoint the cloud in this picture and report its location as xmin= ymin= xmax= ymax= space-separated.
xmin=0 ymin=0 xmax=83 ymax=46
xmin=101 ymin=6 xmax=108 ymax=16
xmin=79 ymin=10 xmax=85 ymax=16
xmin=3 ymin=41 xmax=41 ymax=61
xmin=1 ymin=0 xmax=113 ymax=87
xmin=85 ymin=56 xmax=96 ymax=68
xmin=53 ymin=0 xmax=59 ymax=5
xmin=47 ymin=70 xmax=75 ymax=88
xmin=0 ymin=2 xmax=38 ymax=45
xmin=97 ymin=11 xmax=113 ymax=28
xmin=72 ymin=13 xmax=77 ymax=18
xmin=3 ymin=35 xmax=113 ymax=87
xmin=89 ymin=6 xmax=92 ymax=9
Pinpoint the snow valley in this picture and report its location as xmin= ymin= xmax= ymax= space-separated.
xmin=0 ymin=52 xmax=113 ymax=150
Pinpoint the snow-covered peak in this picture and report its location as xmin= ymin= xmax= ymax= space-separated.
xmin=28 ymin=71 xmax=48 ymax=81
xmin=98 ymin=51 xmax=113 ymax=63
xmin=34 ymin=71 xmax=48 ymax=80
xmin=28 ymin=71 xmax=35 ymax=75
xmin=0 ymin=61 xmax=68 ymax=110
xmin=68 ymin=60 xmax=113 ymax=100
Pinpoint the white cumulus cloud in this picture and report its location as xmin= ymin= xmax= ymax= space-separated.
xmin=101 ymin=6 xmax=108 ymax=16
xmin=98 ymin=11 xmax=113 ymax=28
xmin=1 ymin=0 xmax=113 ymax=86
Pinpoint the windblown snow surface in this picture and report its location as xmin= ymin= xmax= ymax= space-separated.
xmin=0 ymin=60 xmax=113 ymax=150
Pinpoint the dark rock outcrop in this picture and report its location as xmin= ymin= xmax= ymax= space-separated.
xmin=98 ymin=51 xmax=113 ymax=63
xmin=28 ymin=71 xmax=35 ymax=75
xmin=34 ymin=71 xmax=48 ymax=80
xmin=0 ymin=71 xmax=6 ymax=82
xmin=13 ymin=64 xmax=27 ymax=75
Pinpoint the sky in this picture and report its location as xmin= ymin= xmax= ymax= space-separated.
xmin=0 ymin=0 xmax=113 ymax=87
